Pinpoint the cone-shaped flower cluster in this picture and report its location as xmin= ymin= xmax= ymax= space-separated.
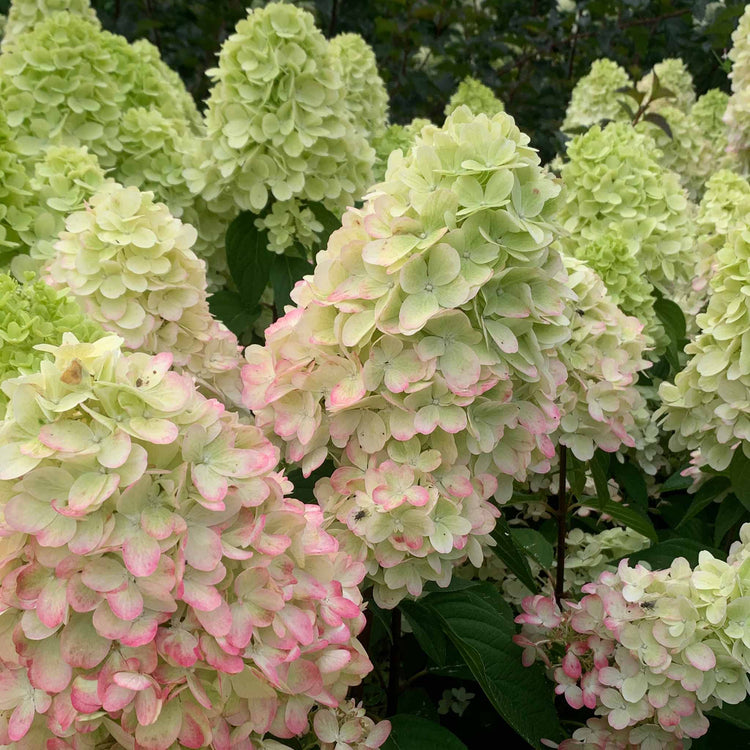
xmin=561 ymin=59 xmax=630 ymax=134
xmin=0 ymin=333 xmax=372 ymax=748
xmin=1 ymin=0 xmax=99 ymax=50
xmin=0 ymin=12 xmax=197 ymax=168
xmin=725 ymin=5 xmax=750 ymax=168
xmin=637 ymin=58 xmax=696 ymax=113
xmin=690 ymin=89 xmax=731 ymax=168
xmin=516 ymin=529 xmax=750 ymax=747
xmin=556 ymin=257 xmax=651 ymax=461
xmin=444 ymin=76 xmax=505 ymax=118
xmin=192 ymin=3 xmax=374 ymax=256
xmin=0 ymin=273 xmax=102 ymax=406
xmin=558 ymin=121 xmax=695 ymax=303
xmin=659 ymin=200 xmax=750 ymax=471
xmin=242 ymin=107 xmax=573 ymax=607
xmin=46 ymin=183 xmax=242 ymax=403
xmin=330 ymin=32 xmax=389 ymax=139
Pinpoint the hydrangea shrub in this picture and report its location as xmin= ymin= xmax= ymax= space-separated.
xmin=561 ymin=59 xmax=630 ymax=134
xmin=242 ymin=107 xmax=574 ymax=606
xmin=46 ymin=183 xmax=242 ymax=403
xmin=0 ymin=333 xmax=373 ymax=748
xmin=516 ymin=528 xmax=750 ymax=747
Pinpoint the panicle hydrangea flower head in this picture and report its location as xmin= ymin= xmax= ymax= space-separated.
xmin=690 ymin=89 xmax=731 ymax=168
xmin=561 ymin=59 xmax=631 ymax=135
xmin=637 ymin=58 xmax=696 ymax=113
xmin=0 ymin=332 xmax=374 ymax=748
xmin=0 ymin=12 xmax=197 ymax=168
xmin=558 ymin=121 xmax=696 ymax=305
xmin=194 ymin=3 xmax=374 ymax=257
xmin=692 ymin=169 xmax=750 ymax=297
xmin=46 ymin=183 xmax=243 ymax=404
xmin=724 ymin=5 xmax=750 ymax=167
xmin=329 ymin=32 xmax=389 ymax=139
xmin=555 ymin=257 xmax=651 ymax=461
xmin=444 ymin=76 xmax=505 ymax=118
xmin=1 ymin=0 xmax=99 ymax=50
xmin=568 ymin=232 xmax=663 ymax=349
xmin=516 ymin=526 xmax=750 ymax=748
xmin=0 ymin=273 xmax=102 ymax=407
xmin=659 ymin=199 xmax=750 ymax=471
xmin=24 ymin=144 xmax=111 ymax=268
xmin=242 ymin=106 xmax=574 ymax=606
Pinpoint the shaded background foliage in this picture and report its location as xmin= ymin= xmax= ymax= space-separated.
xmin=0 ymin=0 xmax=743 ymax=161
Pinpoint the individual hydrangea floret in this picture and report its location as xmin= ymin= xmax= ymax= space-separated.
xmin=330 ymin=32 xmax=389 ymax=139
xmin=444 ymin=76 xmax=505 ymax=118
xmin=192 ymin=3 xmax=374 ymax=257
xmin=0 ymin=333 xmax=374 ymax=748
xmin=516 ymin=528 xmax=750 ymax=747
xmin=46 ymin=183 xmax=242 ymax=403
xmin=558 ymin=121 xmax=695 ymax=305
xmin=659 ymin=201 xmax=750 ymax=471
xmin=0 ymin=273 xmax=102 ymax=407
xmin=1 ymin=0 xmax=99 ymax=50
xmin=313 ymin=701 xmax=391 ymax=750
xmin=637 ymin=57 xmax=696 ymax=113
xmin=725 ymin=6 xmax=750 ymax=168
xmin=556 ymin=257 xmax=651 ymax=461
xmin=242 ymin=107 xmax=573 ymax=607
xmin=561 ymin=59 xmax=630 ymax=134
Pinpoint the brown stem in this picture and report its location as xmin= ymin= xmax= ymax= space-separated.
xmin=386 ymin=608 xmax=402 ymax=716
xmin=555 ymin=445 xmax=568 ymax=605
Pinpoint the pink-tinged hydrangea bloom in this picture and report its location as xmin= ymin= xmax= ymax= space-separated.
xmin=242 ymin=107 xmax=575 ymax=606
xmin=659 ymin=201 xmax=750 ymax=472
xmin=313 ymin=700 xmax=391 ymax=750
xmin=0 ymin=333 xmax=374 ymax=748
xmin=46 ymin=183 xmax=242 ymax=404
xmin=516 ymin=526 xmax=750 ymax=748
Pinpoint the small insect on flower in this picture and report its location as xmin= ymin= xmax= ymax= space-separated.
xmin=354 ymin=510 xmax=368 ymax=521
xmin=60 ymin=358 xmax=83 ymax=385
xmin=640 ymin=600 xmax=655 ymax=610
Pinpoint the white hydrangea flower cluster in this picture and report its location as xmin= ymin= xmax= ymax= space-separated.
xmin=725 ymin=4 xmax=750 ymax=168
xmin=46 ymin=183 xmax=242 ymax=403
xmin=242 ymin=107 xmax=573 ymax=607
xmin=516 ymin=529 xmax=750 ymax=748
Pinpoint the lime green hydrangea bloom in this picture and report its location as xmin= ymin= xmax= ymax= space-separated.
xmin=0 ymin=272 xmax=102 ymax=408
xmin=637 ymin=57 xmax=696 ymax=113
xmin=444 ymin=76 xmax=504 ymax=118
xmin=725 ymin=5 xmax=750 ymax=167
xmin=330 ymin=32 xmax=389 ymax=139
xmin=193 ymin=3 xmax=374 ymax=256
xmin=561 ymin=59 xmax=630 ymax=134
xmin=372 ymin=117 xmax=432 ymax=182
xmin=1 ymin=0 xmax=99 ymax=50
xmin=24 ymin=144 xmax=110 ymax=269
xmin=0 ymin=13 xmax=197 ymax=167
xmin=47 ymin=183 xmax=242 ymax=403
xmin=691 ymin=89 xmax=730 ymax=160
xmin=558 ymin=121 xmax=695 ymax=305
xmin=659 ymin=199 xmax=750 ymax=471
xmin=568 ymin=233 xmax=664 ymax=348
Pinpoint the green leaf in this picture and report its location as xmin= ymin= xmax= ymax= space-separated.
xmin=589 ymin=450 xmax=611 ymax=501
xmin=308 ymin=202 xmax=342 ymax=245
xmin=615 ymin=85 xmax=645 ymax=105
xmin=624 ymin=538 xmax=725 ymax=568
xmin=269 ymin=253 xmax=311 ymax=312
xmin=708 ymin=698 xmax=750 ymax=730
xmin=653 ymin=297 xmax=686 ymax=342
xmin=490 ymin=517 xmax=539 ymax=593
xmin=578 ymin=497 xmax=658 ymax=542
xmin=677 ymin=476 xmax=730 ymax=528
xmin=729 ymin=450 xmax=750 ymax=511
xmin=715 ymin=494 xmax=748 ymax=547
xmin=285 ymin=459 xmax=335 ymax=504
xmin=225 ymin=211 xmax=272 ymax=309
xmin=207 ymin=290 xmax=259 ymax=338
xmin=642 ymin=112 xmax=673 ymax=139
xmin=400 ymin=599 xmax=448 ymax=666
xmin=382 ymin=715 xmax=467 ymax=750
xmin=617 ymin=99 xmax=635 ymax=119
xmin=566 ymin=453 xmax=587 ymax=498
xmin=661 ymin=470 xmax=692 ymax=493
xmin=612 ymin=461 xmax=648 ymax=510
xmin=511 ymin=528 xmax=554 ymax=569
xmin=423 ymin=588 xmax=564 ymax=749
